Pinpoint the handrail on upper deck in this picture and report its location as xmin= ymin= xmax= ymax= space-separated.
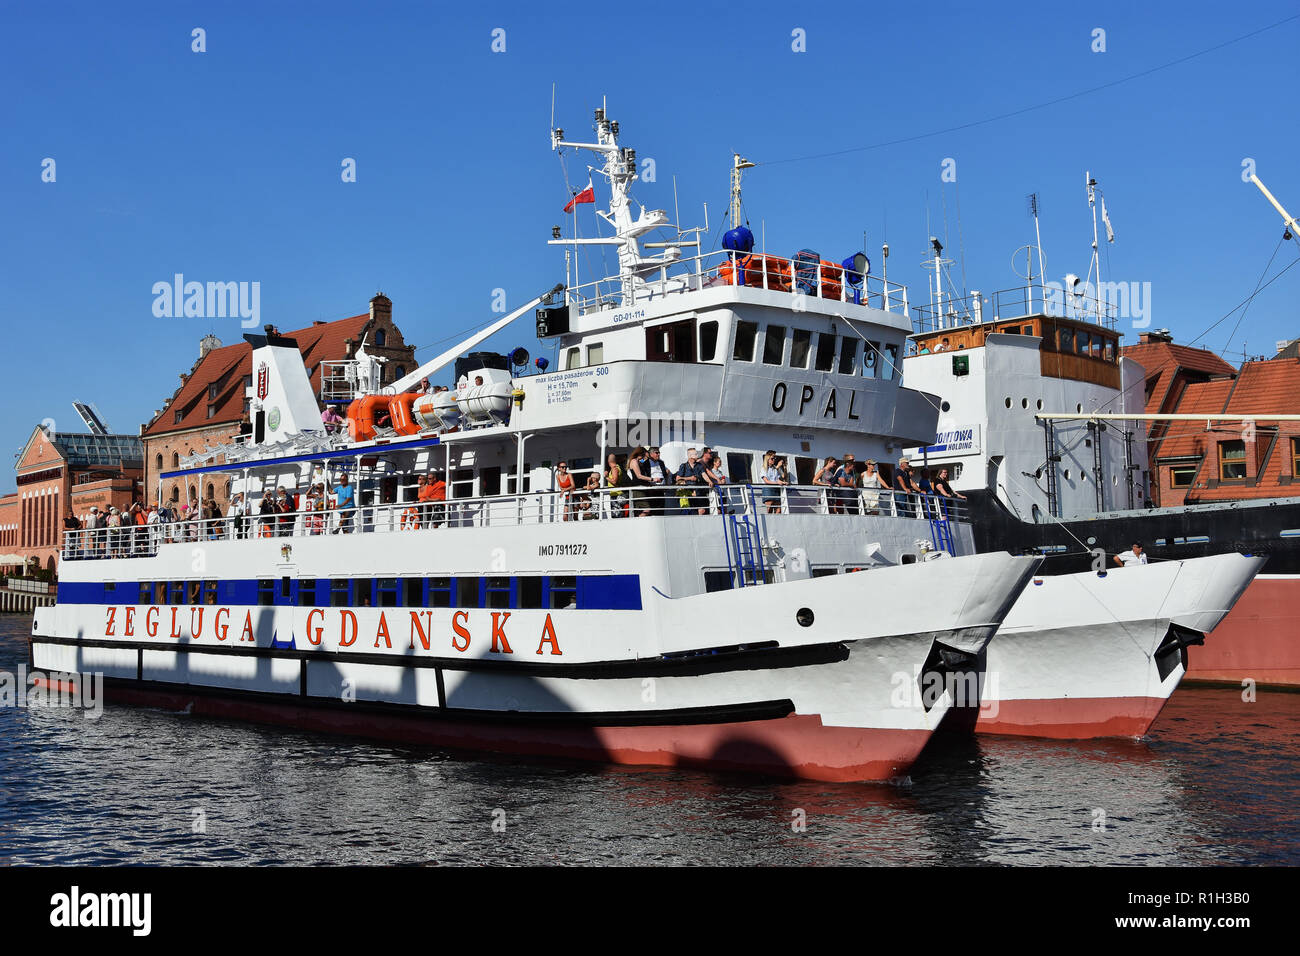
xmin=60 ymin=483 xmax=968 ymax=561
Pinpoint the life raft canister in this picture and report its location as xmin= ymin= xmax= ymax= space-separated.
xmin=743 ymin=255 xmax=792 ymax=291
xmin=819 ymin=259 xmax=843 ymax=300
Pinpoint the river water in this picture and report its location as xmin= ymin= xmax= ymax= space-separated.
xmin=1 ymin=616 xmax=1295 ymax=866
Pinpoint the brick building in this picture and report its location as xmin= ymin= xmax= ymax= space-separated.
xmin=11 ymin=426 xmax=143 ymax=575
xmin=1123 ymin=332 xmax=1300 ymax=507
xmin=140 ymin=294 xmax=416 ymax=510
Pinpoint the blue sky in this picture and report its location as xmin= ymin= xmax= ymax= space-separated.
xmin=2 ymin=1 xmax=1298 ymax=492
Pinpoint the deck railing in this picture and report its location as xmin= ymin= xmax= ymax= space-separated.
xmin=61 ymin=484 xmax=967 ymax=560
xmin=563 ymin=248 xmax=911 ymax=316
xmin=911 ymin=285 xmax=1117 ymax=334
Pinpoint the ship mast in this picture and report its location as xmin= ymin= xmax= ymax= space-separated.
xmin=730 ymin=153 xmax=755 ymax=227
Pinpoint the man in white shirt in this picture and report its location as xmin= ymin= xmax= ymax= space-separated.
xmin=1113 ymin=543 xmax=1148 ymax=567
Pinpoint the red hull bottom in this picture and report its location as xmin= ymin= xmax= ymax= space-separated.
xmin=1185 ymin=577 xmax=1300 ymax=688
xmin=77 ymin=681 xmax=930 ymax=784
xmin=972 ymin=695 xmax=1167 ymax=739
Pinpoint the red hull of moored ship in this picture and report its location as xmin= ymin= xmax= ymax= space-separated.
xmin=1184 ymin=576 xmax=1300 ymax=689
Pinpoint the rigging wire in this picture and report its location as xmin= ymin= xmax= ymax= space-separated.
xmin=757 ymin=14 xmax=1300 ymax=169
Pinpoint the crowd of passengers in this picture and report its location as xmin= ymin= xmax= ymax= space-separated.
xmin=62 ymin=448 xmax=968 ymax=556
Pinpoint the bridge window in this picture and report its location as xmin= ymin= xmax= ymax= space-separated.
xmin=838 ymin=337 xmax=858 ymax=374
xmin=1219 ymin=441 xmax=1246 ymax=481
xmin=863 ymin=342 xmax=880 ymax=378
xmin=733 ymin=321 xmax=758 ymax=361
xmin=699 ymin=320 xmax=719 ymax=361
xmin=882 ymin=344 xmax=898 ymax=380
xmin=1058 ymin=328 xmax=1075 ymax=353
xmin=790 ymin=328 xmax=812 ymax=368
xmin=565 ymin=347 xmax=581 ymax=370
xmin=814 ymin=333 xmax=835 ymax=371
xmin=586 ymin=343 xmax=603 ymax=365
xmin=762 ymin=325 xmax=786 ymax=365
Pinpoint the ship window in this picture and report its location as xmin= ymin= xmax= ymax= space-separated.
xmin=1078 ymin=331 xmax=1091 ymax=356
xmin=256 ymin=579 xmax=274 ymax=606
xmin=377 ymin=577 xmax=399 ymax=607
xmin=457 ymin=577 xmax=480 ymax=608
xmin=814 ymin=333 xmax=836 ymax=371
xmin=863 ymin=342 xmax=881 ymax=378
xmin=703 ymin=570 xmax=734 ymax=593
xmin=451 ymin=468 xmax=475 ymax=500
xmin=1218 ymin=441 xmax=1246 ymax=481
xmin=586 ymin=343 xmax=603 ymax=365
xmin=200 ymin=580 xmax=217 ymax=605
xmin=1170 ymin=466 xmax=1196 ymax=488
xmin=404 ymin=577 xmax=424 ymax=606
xmin=1058 ymin=328 xmax=1075 ymax=353
xmin=519 ymin=576 xmax=543 ymax=609
xmin=762 ymin=325 xmax=786 ymax=365
xmin=299 ymin=579 xmax=317 ymax=607
xmin=794 ymin=456 xmax=817 ymax=485
xmin=428 ymin=577 xmax=452 ymax=608
xmin=479 ymin=466 xmax=502 ymax=497
xmin=733 ymin=321 xmax=758 ymax=361
xmin=811 ymin=567 xmax=839 ymax=578
xmin=699 ymin=320 xmax=719 ymax=361
xmin=485 ymin=576 xmax=511 ymax=609
xmin=155 ymin=581 xmax=167 ymax=604
xmin=882 ymin=344 xmax=898 ymax=380
xmin=330 ymin=579 xmax=352 ymax=607
xmin=549 ymin=575 xmax=577 ymax=609
xmin=838 ymin=337 xmax=858 ymax=374
xmin=138 ymin=582 xmax=152 ymax=604
xmin=790 ymin=329 xmax=812 ymax=368
xmin=565 ymin=347 xmax=581 ymax=370
xmin=726 ymin=453 xmax=753 ymax=484
xmin=1063 ymin=469 xmax=1072 ymax=481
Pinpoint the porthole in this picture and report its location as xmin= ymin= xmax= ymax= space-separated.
xmin=1005 ymin=397 xmax=1012 ymax=409
xmin=1076 ymin=403 xmax=1083 ymax=413
xmin=1036 ymin=399 xmax=1043 ymax=410
xmin=1063 ymin=469 xmax=1072 ymax=480
xmin=1021 ymin=398 xmax=1028 ymax=409
xmin=941 ymin=401 xmax=951 ymax=412
xmin=796 ymin=607 xmax=815 ymax=628
xmin=1086 ymin=536 xmax=1097 ymax=545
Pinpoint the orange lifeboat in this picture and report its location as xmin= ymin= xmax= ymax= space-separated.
xmin=819 ymin=259 xmax=843 ymax=300
xmin=346 ymin=394 xmax=392 ymax=442
xmin=717 ymin=256 xmax=750 ymax=286
xmin=387 ymin=392 xmax=424 ymax=436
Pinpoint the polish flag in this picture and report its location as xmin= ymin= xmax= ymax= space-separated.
xmin=564 ymin=178 xmax=594 ymax=213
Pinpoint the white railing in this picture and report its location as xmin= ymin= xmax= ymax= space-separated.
xmin=563 ymin=248 xmax=911 ymax=317
xmin=60 ymin=484 xmax=967 ymax=560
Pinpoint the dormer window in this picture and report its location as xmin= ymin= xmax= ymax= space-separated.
xmin=174 ymin=409 xmax=182 ymax=425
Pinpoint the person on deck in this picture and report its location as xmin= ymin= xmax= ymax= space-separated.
xmin=644 ymin=447 xmax=670 ymax=515
xmin=426 ymin=470 xmax=447 ymax=528
xmin=332 ymin=475 xmax=355 ymax=533
xmin=556 ymin=461 xmax=576 ymax=520
xmin=1114 ymin=543 xmax=1148 ymax=567
xmin=893 ymin=457 xmax=920 ymax=517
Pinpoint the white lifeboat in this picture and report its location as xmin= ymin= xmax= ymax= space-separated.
xmin=456 ymin=367 xmax=514 ymax=426
xmin=411 ymin=390 xmax=462 ymax=432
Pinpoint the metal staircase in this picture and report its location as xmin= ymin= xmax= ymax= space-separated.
xmin=722 ymin=488 xmax=766 ymax=587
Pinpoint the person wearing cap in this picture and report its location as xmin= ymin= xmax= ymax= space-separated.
xmin=893 ymin=457 xmax=921 ymax=517
xmin=838 ymin=453 xmax=860 ymax=515
xmin=333 ymin=473 xmax=356 ymax=534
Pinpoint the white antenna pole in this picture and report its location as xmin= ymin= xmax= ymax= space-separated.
xmin=1030 ymin=193 xmax=1045 ymax=313
xmin=1087 ymin=172 xmax=1103 ymax=322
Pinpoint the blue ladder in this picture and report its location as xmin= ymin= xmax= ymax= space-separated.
xmin=928 ymin=498 xmax=956 ymax=554
xmin=722 ymin=488 xmax=766 ymax=587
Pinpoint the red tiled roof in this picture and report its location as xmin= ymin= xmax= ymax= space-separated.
xmin=143 ymin=315 xmax=371 ymax=437
xmin=1153 ymin=357 xmax=1300 ymax=502
xmin=1123 ymin=341 xmax=1238 ymax=415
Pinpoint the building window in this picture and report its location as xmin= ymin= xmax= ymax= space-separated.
xmin=1293 ymin=438 xmax=1300 ymax=476
xmin=207 ymin=404 xmax=217 ymax=419
xmin=733 ymin=321 xmax=758 ymax=362
xmin=1170 ymin=466 xmax=1196 ymax=488
xmin=208 ymin=383 xmax=219 ymax=400
xmin=1219 ymin=440 xmax=1246 ymax=481
xmin=375 ymin=329 xmax=387 ymax=347
xmin=174 ymin=410 xmax=182 ymax=424
xmin=172 ymin=452 xmax=180 ymax=467
xmin=155 ymin=454 xmax=163 ymax=470
xmin=394 ymin=365 xmax=405 ymax=379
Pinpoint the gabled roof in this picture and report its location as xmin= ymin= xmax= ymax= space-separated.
xmin=142 ymin=314 xmax=372 ymax=438
xmin=1122 ymin=341 xmax=1238 ymax=415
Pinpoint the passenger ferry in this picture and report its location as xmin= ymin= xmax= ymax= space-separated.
xmin=32 ymin=109 xmax=1258 ymax=779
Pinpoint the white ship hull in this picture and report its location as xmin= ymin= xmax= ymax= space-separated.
xmin=33 ymin=517 xmax=1039 ymax=782
xmin=965 ymin=553 xmax=1264 ymax=738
